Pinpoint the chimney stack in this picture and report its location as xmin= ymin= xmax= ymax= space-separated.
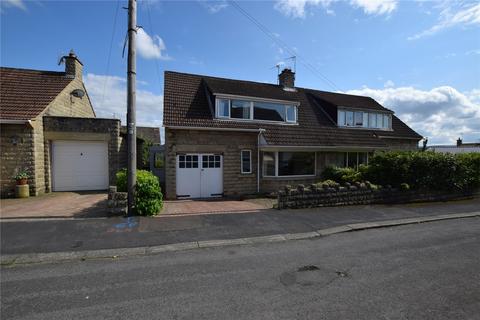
xmin=63 ymin=49 xmax=83 ymax=80
xmin=279 ymin=68 xmax=295 ymax=89
xmin=456 ymin=137 xmax=463 ymax=147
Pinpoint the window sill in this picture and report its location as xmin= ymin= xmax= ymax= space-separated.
xmin=262 ymin=175 xmax=316 ymax=180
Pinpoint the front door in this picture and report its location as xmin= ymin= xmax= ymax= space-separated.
xmin=176 ymin=154 xmax=223 ymax=198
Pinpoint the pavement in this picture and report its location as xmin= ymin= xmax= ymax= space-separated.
xmin=1 ymin=197 xmax=479 ymax=260
xmin=2 ymin=218 xmax=479 ymax=319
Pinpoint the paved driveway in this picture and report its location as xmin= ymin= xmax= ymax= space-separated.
xmin=162 ymin=198 xmax=275 ymax=216
xmin=0 ymin=192 xmax=108 ymax=219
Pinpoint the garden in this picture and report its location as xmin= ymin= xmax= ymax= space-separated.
xmin=278 ymin=151 xmax=480 ymax=209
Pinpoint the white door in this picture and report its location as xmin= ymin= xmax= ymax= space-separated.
xmin=52 ymin=140 xmax=109 ymax=191
xmin=176 ymin=154 xmax=223 ymax=198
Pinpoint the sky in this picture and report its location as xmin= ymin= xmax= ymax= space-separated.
xmin=1 ymin=0 xmax=479 ymax=145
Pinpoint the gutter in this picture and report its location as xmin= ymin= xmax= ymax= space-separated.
xmin=164 ymin=125 xmax=263 ymax=133
xmin=257 ymin=128 xmax=266 ymax=194
xmin=0 ymin=119 xmax=34 ymax=127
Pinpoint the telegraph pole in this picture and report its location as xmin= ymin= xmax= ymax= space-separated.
xmin=127 ymin=0 xmax=137 ymax=216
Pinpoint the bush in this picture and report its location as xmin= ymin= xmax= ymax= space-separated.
xmin=116 ymin=169 xmax=163 ymax=216
xmin=364 ymin=151 xmax=480 ymax=192
xmin=322 ymin=166 xmax=363 ymax=183
xmin=400 ymin=183 xmax=410 ymax=191
xmin=319 ymin=179 xmax=339 ymax=189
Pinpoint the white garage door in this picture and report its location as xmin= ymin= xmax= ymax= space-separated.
xmin=176 ymin=154 xmax=223 ymax=198
xmin=52 ymin=140 xmax=109 ymax=191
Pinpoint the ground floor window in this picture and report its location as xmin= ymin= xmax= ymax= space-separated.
xmin=263 ymin=151 xmax=315 ymax=177
xmin=241 ymin=150 xmax=252 ymax=174
xmin=334 ymin=152 xmax=369 ymax=169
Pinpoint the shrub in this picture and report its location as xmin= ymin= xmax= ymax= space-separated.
xmin=115 ymin=169 xmax=163 ymax=216
xmin=320 ymin=179 xmax=339 ymax=189
xmin=400 ymin=183 xmax=410 ymax=191
xmin=322 ymin=166 xmax=363 ymax=183
xmin=364 ymin=151 xmax=480 ymax=192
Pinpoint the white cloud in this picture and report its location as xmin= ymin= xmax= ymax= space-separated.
xmin=274 ymin=0 xmax=333 ymax=18
xmin=408 ymin=2 xmax=480 ymax=40
xmin=198 ymin=0 xmax=228 ymax=14
xmin=1 ymin=0 xmax=27 ymax=11
xmin=84 ymin=73 xmax=164 ymax=141
xmin=136 ymin=28 xmax=171 ymax=60
xmin=274 ymin=0 xmax=396 ymax=18
xmin=346 ymin=86 xmax=480 ymax=144
xmin=350 ymin=0 xmax=397 ymax=16
xmin=466 ymin=49 xmax=480 ymax=56
xmin=384 ymin=80 xmax=395 ymax=88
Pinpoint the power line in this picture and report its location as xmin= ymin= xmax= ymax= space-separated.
xmin=101 ymin=0 xmax=121 ymax=107
xmin=144 ymin=0 xmax=163 ymax=90
xmin=228 ymin=0 xmax=342 ymax=92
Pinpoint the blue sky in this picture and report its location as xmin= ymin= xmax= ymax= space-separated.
xmin=1 ymin=0 xmax=479 ymax=144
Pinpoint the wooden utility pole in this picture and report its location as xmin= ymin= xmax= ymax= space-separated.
xmin=127 ymin=0 xmax=137 ymax=216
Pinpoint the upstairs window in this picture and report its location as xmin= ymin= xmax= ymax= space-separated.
xmin=215 ymin=98 xmax=297 ymax=124
xmin=338 ymin=109 xmax=392 ymax=130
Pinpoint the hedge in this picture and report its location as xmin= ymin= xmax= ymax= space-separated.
xmin=116 ymin=169 xmax=163 ymax=216
xmin=322 ymin=151 xmax=480 ymax=192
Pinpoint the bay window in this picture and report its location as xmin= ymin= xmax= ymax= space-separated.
xmin=215 ymin=97 xmax=297 ymax=123
xmin=263 ymin=152 xmax=315 ymax=177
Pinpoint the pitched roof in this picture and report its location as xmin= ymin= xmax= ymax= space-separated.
xmin=121 ymin=126 xmax=161 ymax=144
xmin=163 ymin=71 xmax=422 ymax=148
xmin=0 ymin=67 xmax=72 ymax=120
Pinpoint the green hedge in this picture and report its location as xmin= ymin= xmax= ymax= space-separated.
xmin=116 ymin=169 xmax=163 ymax=216
xmin=321 ymin=151 xmax=480 ymax=192
xmin=365 ymin=151 xmax=480 ymax=191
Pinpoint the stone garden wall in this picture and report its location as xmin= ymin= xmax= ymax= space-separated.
xmin=277 ymin=182 xmax=476 ymax=209
xmin=107 ymin=186 xmax=127 ymax=215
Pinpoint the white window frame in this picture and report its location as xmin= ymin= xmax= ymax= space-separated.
xmin=338 ymin=108 xmax=392 ymax=130
xmin=262 ymin=151 xmax=316 ymax=178
xmin=241 ymin=150 xmax=252 ymax=174
xmin=215 ymin=97 xmax=298 ymax=124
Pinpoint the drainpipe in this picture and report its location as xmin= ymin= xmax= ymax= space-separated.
xmin=257 ymin=128 xmax=266 ymax=194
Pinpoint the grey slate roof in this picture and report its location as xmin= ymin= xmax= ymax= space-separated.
xmin=163 ymin=71 xmax=422 ymax=148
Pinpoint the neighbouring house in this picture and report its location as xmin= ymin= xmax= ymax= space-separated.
xmin=429 ymin=138 xmax=480 ymax=154
xmin=0 ymin=50 xmax=122 ymax=198
xmin=163 ymin=69 xmax=422 ymax=199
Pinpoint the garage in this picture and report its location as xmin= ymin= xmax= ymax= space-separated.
xmin=52 ymin=140 xmax=109 ymax=191
xmin=176 ymin=153 xmax=223 ymax=198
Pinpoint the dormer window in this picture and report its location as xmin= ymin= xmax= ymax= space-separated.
xmin=338 ymin=109 xmax=391 ymax=130
xmin=215 ymin=97 xmax=298 ymax=124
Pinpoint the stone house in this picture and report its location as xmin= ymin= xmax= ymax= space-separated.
xmin=0 ymin=51 xmax=121 ymax=197
xmin=163 ymin=69 xmax=422 ymax=199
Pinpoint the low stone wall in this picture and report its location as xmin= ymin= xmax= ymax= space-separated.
xmin=277 ymin=183 xmax=475 ymax=209
xmin=107 ymin=186 xmax=127 ymax=215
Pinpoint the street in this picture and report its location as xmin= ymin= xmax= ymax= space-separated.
xmin=1 ymin=217 xmax=479 ymax=320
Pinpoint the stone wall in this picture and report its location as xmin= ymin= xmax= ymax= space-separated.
xmin=165 ymin=128 xmax=258 ymax=199
xmin=43 ymin=116 xmax=121 ymax=188
xmin=0 ymin=123 xmax=35 ymax=197
xmin=277 ymin=183 xmax=475 ymax=209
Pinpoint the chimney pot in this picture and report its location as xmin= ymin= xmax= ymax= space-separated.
xmin=457 ymin=137 xmax=462 ymax=147
xmin=64 ymin=49 xmax=83 ymax=80
xmin=278 ymin=68 xmax=295 ymax=89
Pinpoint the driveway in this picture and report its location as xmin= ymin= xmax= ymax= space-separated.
xmin=0 ymin=192 xmax=108 ymax=219
xmin=162 ymin=198 xmax=275 ymax=216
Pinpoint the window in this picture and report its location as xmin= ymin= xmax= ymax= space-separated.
xmin=263 ymin=152 xmax=276 ymax=176
xmin=338 ymin=109 xmax=392 ymax=129
xmin=286 ymin=105 xmax=296 ymax=123
xmin=338 ymin=110 xmax=346 ymax=126
xmin=241 ymin=150 xmax=252 ymax=174
xmin=231 ymin=100 xmax=250 ymax=119
xmin=346 ymin=111 xmax=354 ymax=126
xmin=354 ymin=111 xmax=363 ymax=126
xmin=332 ymin=152 xmax=368 ymax=169
xmin=216 ymin=99 xmax=230 ymax=118
xmin=263 ymin=152 xmax=315 ymax=177
xmin=179 ymin=155 xmax=198 ymax=169
xmin=215 ymin=98 xmax=298 ymax=124
xmin=254 ymin=102 xmax=285 ymax=121
xmin=202 ymin=155 xmax=221 ymax=168
xmin=278 ymin=152 xmax=315 ymax=176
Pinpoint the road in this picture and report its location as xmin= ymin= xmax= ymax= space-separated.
xmin=1 ymin=218 xmax=479 ymax=320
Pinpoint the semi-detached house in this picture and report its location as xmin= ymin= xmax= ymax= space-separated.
xmin=163 ymin=69 xmax=422 ymax=199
